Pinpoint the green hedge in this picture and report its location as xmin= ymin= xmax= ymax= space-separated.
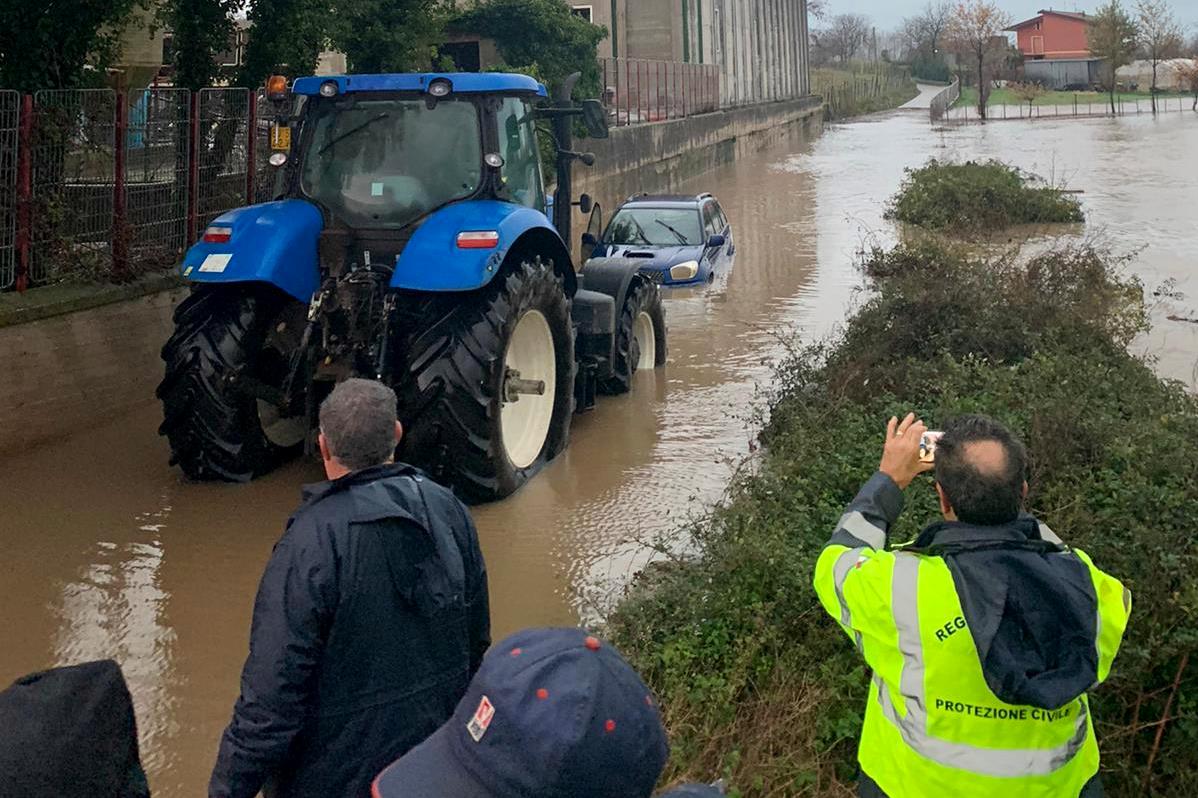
xmin=606 ymin=239 xmax=1198 ymax=796
xmin=886 ymin=159 xmax=1084 ymax=232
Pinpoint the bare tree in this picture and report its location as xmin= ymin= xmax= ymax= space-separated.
xmin=1008 ymin=81 xmax=1046 ymax=114
xmin=1136 ymin=0 xmax=1183 ymax=112
xmin=1175 ymin=59 xmax=1198 ymax=110
xmin=820 ymin=13 xmax=871 ymax=63
xmin=945 ymin=0 xmax=1012 ymax=120
xmin=1090 ymin=0 xmax=1140 ymax=114
xmin=808 ymin=0 xmax=828 ymax=21
xmin=901 ymin=1 xmax=953 ymax=58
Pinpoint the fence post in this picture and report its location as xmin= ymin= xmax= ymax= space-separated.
xmin=246 ymin=90 xmax=257 ymax=205
xmin=112 ymin=91 xmax=128 ymax=280
xmin=187 ymin=91 xmax=200 ymax=243
xmin=15 ymin=93 xmax=33 ymax=293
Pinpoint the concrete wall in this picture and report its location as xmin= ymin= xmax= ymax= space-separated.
xmin=0 ymin=100 xmax=822 ymax=458
xmin=0 ymin=288 xmax=188 ymax=457
xmin=573 ymin=98 xmax=822 ymax=249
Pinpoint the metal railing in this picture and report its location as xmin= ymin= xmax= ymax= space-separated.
xmin=600 ymin=58 xmax=720 ymax=127
xmin=3 ymin=86 xmax=266 ymax=291
xmin=941 ymin=93 xmax=1197 ymax=124
xmin=929 ymin=80 xmax=960 ymax=123
xmin=0 ymin=91 xmax=17 ymax=290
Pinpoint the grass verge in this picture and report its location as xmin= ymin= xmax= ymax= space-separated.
xmin=955 ymin=86 xmax=1189 ymax=108
xmin=885 ymin=159 xmax=1084 ymax=232
xmin=606 ymin=239 xmax=1198 ymax=797
xmin=813 ymin=66 xmax=919 ymax=120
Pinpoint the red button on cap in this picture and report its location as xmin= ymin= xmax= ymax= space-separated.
xmin=604 ymin=719 xmax=616 ymax=733
xmin=584 ymin=636 xmax=601 ymax=651
xmin=536 ymin=688 xmax=549 ymax=700
xmin=510 ymin=648 xmax=522 ymax=657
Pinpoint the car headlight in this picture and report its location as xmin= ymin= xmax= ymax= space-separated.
xmin=669 ymin=260 xmax=699 ymax=281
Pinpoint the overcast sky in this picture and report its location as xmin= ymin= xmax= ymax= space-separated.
xmin=825 ymin=0 xmax=1198 ymax=35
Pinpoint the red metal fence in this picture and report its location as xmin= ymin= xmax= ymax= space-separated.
xmin=600 ymin=58 xmax=720 ymax=127
xmin=2 ymin=86 xmax=264 ymax=291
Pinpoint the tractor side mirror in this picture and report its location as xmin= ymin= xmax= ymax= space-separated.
xmin=577 ymin=193 xmax=593 ymax=215
xmin=707 ymin=234 xmax=727 ymax=248
xmin=582 ymin=99 xmax=609 ymax=139
xmin=582 ymin=202 xmax=603 ymax=262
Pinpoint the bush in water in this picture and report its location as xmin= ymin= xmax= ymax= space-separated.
xmin=885 ymin=159 xmax=1085 ymax=232
xmin=605 ymin=238 xmax=1197 ymax=796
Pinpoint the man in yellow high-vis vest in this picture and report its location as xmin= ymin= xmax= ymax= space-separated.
xmin=814 ymin=413 xmax=1130 ymax=798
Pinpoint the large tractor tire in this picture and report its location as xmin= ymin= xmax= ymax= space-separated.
xmin=158 ymin=286 xmax=309 ymax=481
xmin=397 ymin=259 xmax=576 ymax=503
xmin=598 ymin=278 xmax=667 ymax=395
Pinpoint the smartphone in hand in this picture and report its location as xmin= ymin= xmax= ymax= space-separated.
xmin=920 ymin=431 xmax=944 ymax=463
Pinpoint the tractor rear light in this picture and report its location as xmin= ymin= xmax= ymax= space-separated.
xmin=457 ymin=231 xmax=500 ymax=249
xmin=428 ymin=78 xmax=453 ymax=97
xmin=203 ymin=226 xmax=233 ymax=244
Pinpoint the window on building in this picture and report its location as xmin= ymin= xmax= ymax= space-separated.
xmin=571 ymin=5 xmax=593 ymax=22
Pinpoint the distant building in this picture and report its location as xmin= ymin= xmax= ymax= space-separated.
xmin=1006 ymin=9 xmax=1091 ymax=61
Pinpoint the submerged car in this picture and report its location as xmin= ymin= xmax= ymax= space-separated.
xmin=584 ymin=193 xmax=734 ymax=286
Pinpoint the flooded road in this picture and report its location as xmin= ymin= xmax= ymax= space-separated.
xmin=2 ymin=110 xmax=1195 ymax=795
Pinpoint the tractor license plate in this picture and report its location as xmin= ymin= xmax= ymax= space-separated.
xmin=270 ymin=125 xmax=291 ymax=150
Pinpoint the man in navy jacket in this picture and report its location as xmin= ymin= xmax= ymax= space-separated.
xmin=210 ymin=379 xmax=490 ymax=798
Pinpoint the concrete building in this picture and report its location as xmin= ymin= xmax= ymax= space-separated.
xmin=594 ymin=0 xmax=810 ymax=105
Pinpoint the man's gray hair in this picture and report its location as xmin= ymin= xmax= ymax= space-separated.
xmin=319 ymin=379 xmax=399 ymax=471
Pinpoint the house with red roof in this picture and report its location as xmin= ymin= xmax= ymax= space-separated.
xmin=1006 ymin=9 xmax=1092 ymax=61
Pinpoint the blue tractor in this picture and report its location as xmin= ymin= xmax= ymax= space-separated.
xmin=158 ymin=72 xmax=667 ymax=502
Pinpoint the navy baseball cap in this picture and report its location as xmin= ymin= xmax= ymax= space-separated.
xmin=373 ymin=627 xmax=669 ymax=798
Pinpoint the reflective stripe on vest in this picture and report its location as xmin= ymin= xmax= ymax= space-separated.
xmin=838 ymin=511 xmax=886 ymax=549
xmin=832 ymin=546 xmax=867 ymax=653
xmin=876 ymin=552 xmax=1091 ymax=777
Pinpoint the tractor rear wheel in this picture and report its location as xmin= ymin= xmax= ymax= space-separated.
xmin=598 ymin=278 xmax=667 ymax=395
xmin=397 ymin=259 xmax=576 ymax=503
xmin=158 ymin=286 xmax=308 ymax=481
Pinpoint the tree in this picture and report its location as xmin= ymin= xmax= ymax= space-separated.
xmin=901 ymin=1 xmax=952 ymax=59
xmin=820 ymin=13 xmax=871 ymax=63
xmin=0 ymin=0 xmax=147 ymax=91
xmin=1174 ymin=59 xmax=1198 ymax=110
xmin=238 ymin=0 xmax=330 ymax=87
xmin=1089 ymin=0 xmax=1139 ymax=114
xmin=807 ymin=0 xmax=828 ymax=21
xmin=161 ymin=0 xmax=243 ymax=89
xmin=1135 ymin=0 xmax=1183 ymax=113
xmin=331 ymin=0 xmax=447 ymax=73
xmin=1008 ymin=81 xmax=1046 ymax=114
xmin=945 ymin=0 xmax=1012 ymax=120
xmin=449 ymin=0 xmax=607 ymax=98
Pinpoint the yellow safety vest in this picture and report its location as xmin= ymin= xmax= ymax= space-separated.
xmin=813 ymin=474 xmax=1130 ymax=797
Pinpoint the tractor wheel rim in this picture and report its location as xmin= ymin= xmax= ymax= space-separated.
xmin=256 ymin=316 xmax=307 ymax=449
xmin=501 ymin=309 xmax=557 ymax=470
xmin=258 ymin=399 xmax=307 ymax=448
xmin=633 ymin=310 xmax=656 ymax=371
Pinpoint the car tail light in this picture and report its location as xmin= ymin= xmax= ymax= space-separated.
xmin=457 ymin=231 xmax=500 ymax=249
xmin=202 ymin=226 xmax=232 ymax=244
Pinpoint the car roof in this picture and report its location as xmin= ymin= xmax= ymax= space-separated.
xmin=292 ymin=73 xmax=548 ymax=98
xmin=620 ymin=193 xmax=716 ymax=208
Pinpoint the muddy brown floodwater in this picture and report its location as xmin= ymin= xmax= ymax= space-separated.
xmin=2 ymin=111 xmax=1195 ymax=796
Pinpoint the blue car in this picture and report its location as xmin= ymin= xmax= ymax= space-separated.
xmin=586 ymin=193 xmax=734 ymax=286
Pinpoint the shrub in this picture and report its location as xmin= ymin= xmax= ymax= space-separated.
xmin=885 ymin=159 xmax=1084 ymax=232
xmin=606 ymin=240 xmax=1198 ymax=796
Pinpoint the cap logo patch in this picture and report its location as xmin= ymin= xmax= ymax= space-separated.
xmin=467 ymin=695 xmax=495 ymax=742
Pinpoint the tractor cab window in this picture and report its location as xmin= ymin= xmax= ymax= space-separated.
xmin=496 ymin=97 xmax=545 ymax=210
xmin=299 ymin=97 xmax=482 ymax=228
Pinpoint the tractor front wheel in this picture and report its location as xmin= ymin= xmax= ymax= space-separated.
xmin=598 ymin=278 xmax=667 ymax=395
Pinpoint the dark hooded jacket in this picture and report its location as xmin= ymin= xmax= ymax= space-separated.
xmin=210 ymin=463 xmax=490 ymax=798
xmin=0 ymin=660 xmax=150 ymax=798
